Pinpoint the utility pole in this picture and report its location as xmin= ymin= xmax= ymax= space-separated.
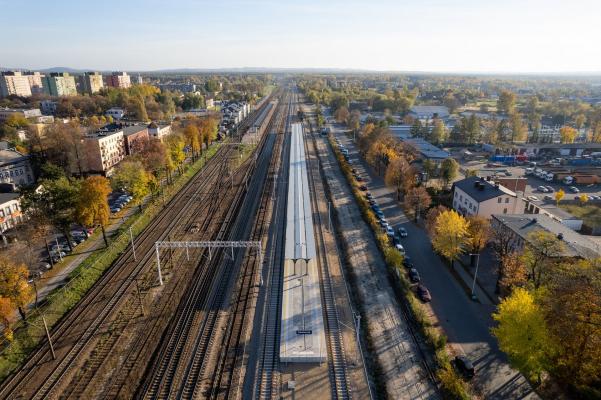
xmin=129 ymin=226 xmax=137 ymax=261
xmin=470 ymin=253 xmax=481 ymax=301
xmin=44 ymin=238 xmax=54 ymax=268
xmin=134 ymin=279 xmax=145 ymax=316
xmin=32 ymin=279 xmax=55 ymax=360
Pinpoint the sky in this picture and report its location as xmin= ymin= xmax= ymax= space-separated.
xmin=1 ymin=0 xmax=601 ymax=73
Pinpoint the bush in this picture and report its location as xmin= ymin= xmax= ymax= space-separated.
xmin=438 ymin=366 xmax=470 ymax=400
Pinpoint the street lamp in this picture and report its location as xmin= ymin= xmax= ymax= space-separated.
xmin=469 ymin=253 xmax=481 ymax=301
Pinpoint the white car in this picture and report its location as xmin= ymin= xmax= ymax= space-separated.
xmin=527 ymin=195 xmax=539 ymax=202
xmin=398 ymin=227 xmax=408 ymax=238
xmin=386 ymin=226 xmax=395 ymax=237
xmin=395 ymin=244 xmax=406 ymax=255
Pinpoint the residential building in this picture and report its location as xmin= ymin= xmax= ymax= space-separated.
xmin=40 ymin=100 xmax=58 ymax=115
xmin=0 ymin=192 xmax=23 ymax=234
xmin=105 ymin=72 xmax=131 ymax=89
xmin=123 ymin=124 xmax=149 ymax=155
xmin=83 ymin=128 xmax=125 ymax=175
xmin=105 ymin=107 xmax=125 ymax=120
xmin=452 ymin=176 xmax=519 ymax=218
xmin=43 ymin=72 xmax=77 ymax=96
xmin=157 ymin=82 xmax=197 ymax=93
xmin=136 ymin=74 xmax=143 ymax=85
xmin=389 ymin=125 xmax=450 ymax=161
xmin=0 ymin=71 xmax=32 ymax=97
xmin=79 ymin=72 xmax=104 ymax=94
xmin=409 ymin=106 xmax=450 ymax=120
xmin=147 ymin=122 xmax=172 ymax=140
xmin=0 ymin=143 xmax=34 ymax=186
xmin=23 ymin=71 xmax=44 ymax=94
xmin=0 ymin=108 xmax=42 ymax=122
xmin=491 ymin=214 xmax=599 ymax=259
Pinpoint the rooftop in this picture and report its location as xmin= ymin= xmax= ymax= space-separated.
xmin=0 ymin=148 xmax=28 ymax=166
xmin=492 ymin=213 xmax=600 ymax=259
xmin=123 ymin=125 xmax=148 ymax=136
xmin=0 ymin=192 xmax=19 ymax=205
xmin=453 ymin=176 xmax=516 ymax=203
xmin=389 ymin=126 xmax=450 ymax=160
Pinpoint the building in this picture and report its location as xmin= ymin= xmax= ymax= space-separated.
xmin=83 ymin=128 xmax=125 ymax=175
xmin=105 ymin=72 xmax=131 ymax=89
xmin=0 ymin=71 xmax=32 ymax=97
xmin=147 ymin=122 xmax=172 ymax=140
xmin=136 ymin=74 xmax=143 ymax=85
xmin=491 ymin=214 xmax=599 ymax=259
xmin=0 ymin=192 xmax=23 ymax=234
xmin=409 ymin=106 xmax=450 ymax=120
xmin=389 ymin=125 xmax=450 ymax=161
xmin=206 ymin=98 xmax=215 ymax=109
xmin=0 ymin=143 xmax=34 ymax=186
xmin=157 ymin=82 xmax=197 ymax=93
xmin=0 ymin=108 xmax=42 ymax=122
xmin=43 ymin=72 xmax=77 ymax=96
xmin=79 ymin=72 xmax=104 ymax=94
xmin=23 ymin=72 xmax=44 ymax=94
xmin=105 ymin=107 xmax=125 ymax=120
xmin=123 ymin=125 xmax=149 ymax=155
xmin=40 ymin=100 xmax=58 ymax=115
xmin=522 ymin=198 xmax=583 ymax=231
xmin=452 ymin=176 xmax=519 ymax=218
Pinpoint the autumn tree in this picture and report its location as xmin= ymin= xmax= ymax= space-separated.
xmin=334 ymin=106 xmax=349 ymax=124
xmin=111 ymin=160 xmax=150 ymax=208
xmin=0 ymin=256 xmax=33 ymax=333
xmin=521 ymin=230 xmax=565 ymax=289
xmin=431 ymin=210 xmax=470 ymax=268
xmin=555 ymin=189 xmax=564 ymax=206
xmin=492 ymin=288 xmax=553 ymax=383
xmin=440 ymin=158 xmax=459 ymax=188
xmin=422 ymin=159 xmax=436 ymax=182
xmin=76 ymin=176 xmax=111 ymax=246
xmin=559 ymin=126 xmax=578 ymax=144
xmin=510 ymin=113 xmax=527 ymax=142
xmin=199 ymin=116 xmax=219 ymax=149
xmin=579 ymin=194 xmax=589 ymax=204
xmin=385 ymin=157 xmax=415 ymax=200
xmin=428 ymin=119 xmax=447 ymax=144
xmin=498 ymin=253 xmax=527 ymax=296
xmin=165 ymin=134 xmax=186 ymax=174
xmin=403 ymin=186 xmax=431 ymax=222
xmin=466 ymin=216 xmax=490 ymax=267
xmin=497 ymin=90 xmax=516 ymax=115
xmin=183 ymin=124 xmax=201 ymax=161
xmin=425 ymin=205 xmax=448 ymax=237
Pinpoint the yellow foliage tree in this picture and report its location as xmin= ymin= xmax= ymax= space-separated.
xmin=76 ymin=176 xmax=111 ymax=246
xmin=0 ymin=256 xmax=33 ymax=338
xmin=579 ymin=194 xmax=589 ymax=204
xmin=183 ymin=124 xmax=201 ymax=160
xmin=554 ymin=189 xmax=564 ymax=206
xmin=559 ymin=126 xmax=578 ymax=144
xmin=492 ymin=288 xmax=553 ymax=382
xmin=431 ymin=210 xmax=470 ymax=268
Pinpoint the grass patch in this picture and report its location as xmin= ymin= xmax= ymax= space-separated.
xmin=0 ymin=143 xmax=222 ymax=382
xmin=328 ymin=136 xmax=471 ymax=400
xmin=559 ymin=203 xmax=601 ymax=227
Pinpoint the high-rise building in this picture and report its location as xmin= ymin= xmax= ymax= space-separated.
xmin=79 ymin=72 xmax=104 ymax=94
xmin=136 ymin=74 xmax=143 ymax=84
xmin=43 ymin=72 xmax=77 ymax=96
xmin=105 ymin=72 xmax=131 ymax=89
xmin=0 ymin=72 xmax=32 ymax=98
xmin=23 ymin=72 xmax=44 ymax=94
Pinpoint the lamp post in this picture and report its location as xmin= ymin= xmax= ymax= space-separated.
xmin=469 ymin=252 xmax=481 ymax=301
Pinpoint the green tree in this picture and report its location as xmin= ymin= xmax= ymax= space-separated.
xmin=492 ymin=288 xmax=553 ymax=383
xmin=497 ymin=90 xmax=516 ymax=115
xmin=410 ymin=119 xmax=423 ymax=137
xmin=510 ymin=113 xmax=527 ymax=142
xmin=111 ymin=161 xmax=150 ymax=208
xmin=75 ymin=176 xmax=111 ymax=246
xmin=521 ymin=230 xmax=565 ymax=289
xmin=431 ymin=210 xmax=470 ymax=268
xmin=428 ymin=119 xmax=447 ymax=144
xmin=440 ymin=158 xmax=459 ymax=188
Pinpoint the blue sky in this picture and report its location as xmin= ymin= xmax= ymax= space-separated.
xmin=1 ymin=0 xmax=601 ymax=73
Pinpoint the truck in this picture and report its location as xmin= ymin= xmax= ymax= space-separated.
xmin=563 ymin=175 xmax=601 ymax=185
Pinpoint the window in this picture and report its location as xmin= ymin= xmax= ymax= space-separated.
xmin=503 ymin=208 xmax=508 ymax=214
xmin=498 ymin=197 xmax=502 ymax=203
xmin=505 ymin=197 xmax=510 ymax=203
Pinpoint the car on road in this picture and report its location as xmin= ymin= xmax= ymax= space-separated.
xmin=385 ymin=226 xmax=395 ymax=237
xmin=416 ymin=284 xmax=431 ymax=302
xmin=365 ymin=191 xmax=373 ymax=199
xmin=395 ymin=243 xmax=406 ymax=255
xmin=409 ymin=268 xmax=420 ymax=283
xmin=355 ymin=175 xmax=363 ymax=182
xmin=398 ymin=227 xmax=408 ymax=237
xmin=544 ymin=195 xmax=553 ymax=201
xmin=110 ymin=205 xmax=122 ymax=213
xmin=375 ymin=210 xmax=384 ymax=220
xmin=403 ymin=255 xmax=413 ymax=269
xmin=545 ymin=186 xmax=554 ymax=192
xmin=569 ymin=186 xmax=580 ymax=193
xmin=454 ymin=355 xmax=475 ymax=379
xmin=359 ymin=184 xmax=367 ymax=191
xmin=537 ymin=185 xmax=548 ymax=192
xmin=379 ymin=218 xmax=388 ymax=227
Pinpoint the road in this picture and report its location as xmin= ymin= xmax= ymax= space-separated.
xmin=329 ymin=121 xmax=538 ymax=399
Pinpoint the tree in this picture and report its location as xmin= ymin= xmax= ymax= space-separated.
xmin=498 ymin=253 xmax=527 ymax=296
xmin=425 ymin=205 xmax=447 ymax=237
xmin=466 ymin=216 xmax=490 ymax=267
xmin=428 ymin=119 xmax=447 ymax=144
xmin=165 ymin=134 xmax=186 ymax=174
xmin=555 ymin=189 xmax=564 ymax=206
xmin=0 ymin=256 xmax=33 ymax=331
xmin=385 ymin=157 xmax=414 ymax=200
xmin=334 ymin=106 xmax=349 ymax=124
xmin=521 ymin=230 xmax=565 ymax=289
xmin=492 ymin=288 xmax=553 ymax=383
xmin=431 ymin=210 xmax=470 ymax=268
xmin=510 ymin=113 xmax=527 ymax=142
xmin=559 ymin=126 xmax=578 ymax=144
xmin=497 ymin=90 xmax=516 ymax=115
xmin=579 ymin=194 xmax=589 ymax=204
xmin=404 ymin=186 xmax=431 ymax=222
xmin=199 ymin=116 xmax=219 ymax=149
xmin=466 ymin=114 xmax=480 ymax=144
xmin=347 ymin=110 xmax=361 ymax=133
xmin=591 ymin=124 xmax=601 ymax=143
xmin=75 ymin=176 xmax=111 ymax=246
xmin=111 ymin=161 xmax=150 ymax=207
xmin=422 ymin=159 xmax=436 ymax=182
xmin=440 ymin=158 xmax=459 ymax=188
xmin=183 ymin=124 xmax=201 ymax=160
xmin=410 ymin=119 xmax=423 ymax=137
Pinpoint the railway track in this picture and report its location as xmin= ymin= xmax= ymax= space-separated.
xmin=138 ymin=93 xmax=284 ymax=400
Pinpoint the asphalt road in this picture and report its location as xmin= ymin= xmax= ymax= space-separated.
xmin=329 ymin=122 xmax=538 ymax=399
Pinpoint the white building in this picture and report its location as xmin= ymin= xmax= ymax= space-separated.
xmin=105 ymin=107 xmax=125 ymax=120
xmin=0 ymin=143 xmax=35 ymax=186
xmin=0 ymin=72 xmax=32 ymax=98
xmin=83 ymin=128 xmax=125 ymax=175
xmin=0 ymin=192 xmax=23 ymax=234
xmin=452 ymin=176 xmax=519 ymax=219
xmin=409 ymin=106 xmax=450 ymax=120
xmin=147 ymin=122 xmax=172 ymax=140
xmin=0 ymin=108 xmax=42 ymax=122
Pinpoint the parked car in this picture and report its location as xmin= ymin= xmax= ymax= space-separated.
xmin=454 ymin=355 xmax=475 ymax=379
xmin=379 ymin=218 xmax=388 ymax=227
xmin=365 ymin=191 xmax=373 ymax=200
xmin=416 ymin=284 xmax=431 ymax=302
xmin=537 ymin=186 xmax=548 ymax=193
xmin=376 ymin=211 xmax=385 ymax=220
xmin=409 ymin=268 xmax=420 ymax=283
xmin=569 ymin=186 xmax=580 ymax=193
xmin=545 ymin=186 xmax=554 ymax=192
xmin=355 ymin=175 xmax=363 ymax=182
xmin=369 ymin=198 xmax=376 ymax=206
xmin=398 ymin=227 xmax=408 ymax=237
xmin=395 ymin=244 xmax=406 ymax=255
xmin=403 ymin=256 xmax=414 ymax=269
xmin=386 ymin=226 xmax=395 ymax=237
xmin=110 ymin=206 xmax=122 ymax=213
xmin=392 ymin=235 xmax=401 ymax=246
xmin=527 ymin=196 xmax=539 ymax=202
xmin=359 ymin=184 xmax=367 ymax=191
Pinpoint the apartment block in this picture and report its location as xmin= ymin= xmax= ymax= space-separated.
xmin=79 ymin=72 xmax=104 ymax=94
xmin=43 ymin=72 xmax=77 ymax=96
xmin=0 ymin=143 xmax=35 ymax=186
xmin=0 ymin=72 xmax=32 ymax=97
xmin=83 ymin=128 xmax=125 ymax=175
xmin=0 ymin=193 xmax=23 ymax=234
xmin=105 ymin=72 xmax=131 ymax=89
xmin=23 ymin=71 xmax=44 ymax=94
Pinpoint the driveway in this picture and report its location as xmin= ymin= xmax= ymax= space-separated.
xmin=330 ymin=122 xmax=538 ymax=399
